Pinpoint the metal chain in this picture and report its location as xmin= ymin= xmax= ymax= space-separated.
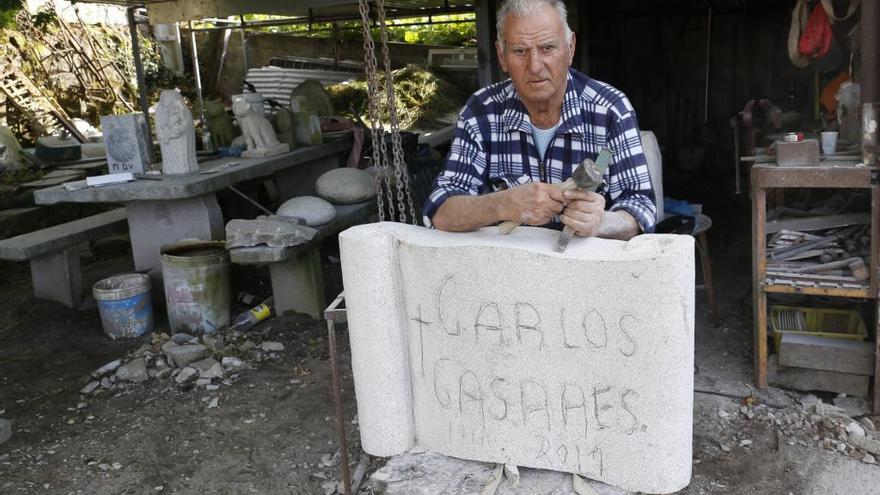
xmin=358 ymin=0 xmax=393 ymax=221
xmin=375 ymin=0 xmax=418 ymax=224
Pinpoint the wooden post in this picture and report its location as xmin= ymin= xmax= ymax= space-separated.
xmin=475 ymin=0 xmax=499 ymax=87
xmin=752 ymin=173 xmax=768 ymax=388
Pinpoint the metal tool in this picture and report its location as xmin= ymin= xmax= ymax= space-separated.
xmin=553 ymin=148 xmax=612 ymax=253
xmin=497 ymin=175 xmax=580 ymax=235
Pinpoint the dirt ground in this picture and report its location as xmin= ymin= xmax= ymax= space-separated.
xmin=1 ymin=220 xmax=880 ymax=495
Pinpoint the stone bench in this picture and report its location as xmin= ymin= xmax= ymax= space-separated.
xmin=228 ymin=200 xmax=376 ymax=318
xmin=0 ymin=208 xmax=128 ymax=308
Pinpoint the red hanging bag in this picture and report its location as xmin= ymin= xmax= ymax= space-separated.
xmin=798 ymin=4 xmax=833 ymax=59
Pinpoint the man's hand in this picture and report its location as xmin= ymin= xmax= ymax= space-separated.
xmin=500 ymin=182 xmax=566 ymax=226
xmin=559 ymin=189 xmax=641 ymax=241
xmin=431 ymin=182 xmax=566 ymax=232
xmin=560 ymin=190 xmax=606 ymax=237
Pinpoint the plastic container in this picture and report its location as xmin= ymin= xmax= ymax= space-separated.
xmin=821 ymin=131 xmax=839 ymax=155
xmin=160 ymin=240 xmax=231 ymax=334
xmin=93 ymin=273 xmax=154 ymax=339
xmin=230 ymin=302 xmax=272 ymax=332
xmin=770 ymin=305 xmax=867 ymax=351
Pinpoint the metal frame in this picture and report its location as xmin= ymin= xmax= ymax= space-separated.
xmin=325 ymin=292 xmax=354 ymax=495
xmin=126 ymin=6 xmax=156 ymax=164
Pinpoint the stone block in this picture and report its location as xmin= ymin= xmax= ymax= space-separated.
xmin=339 ymin=223 xmax=695 ymax=494
xmin=779 ymin=333 xmax=875 ymax=376
xmin=30 ymin=248 xmax=82 ymax=309
xmin=269 ymin=247 xmax=324 ymax=318
xmin=164 ymin=344 xmax=208 ymax=368
xmin=175 ymin=366 xmax=198 ymax=384
xmin=115 ymin=358 xmax=148 ymax=383
xmin=224 ymin=217 xmax=316 ymax=249
xmin=126 ymin=195 xmax=224 ymax=289
xmin=768 ymin=354 xmax=869 ymax=397
xmin=776 ymin=139 xmax=819 ymax=167
xmin=101 ymin=113 xmax=151 ymax=174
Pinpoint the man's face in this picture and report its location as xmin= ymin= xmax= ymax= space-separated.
xmin=495 ymin=5 xmax=575 ymax=110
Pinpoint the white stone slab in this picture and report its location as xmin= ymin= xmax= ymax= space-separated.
xmin=339 ymin=223 xmax=695 ymax=494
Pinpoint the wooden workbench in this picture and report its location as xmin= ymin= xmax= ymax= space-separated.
xmin=751 ymin=163 xmax=880 ymax=414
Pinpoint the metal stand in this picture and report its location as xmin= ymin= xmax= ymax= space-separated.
xmin=325 ymin=292 xmax=352 ymax=495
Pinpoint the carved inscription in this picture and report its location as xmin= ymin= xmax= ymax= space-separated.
xmin=410 ymin=274 xmax=649 ymax=476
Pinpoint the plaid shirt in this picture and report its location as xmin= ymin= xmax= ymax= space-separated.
xmin=423 ymin=68 xmax=657 ymax=233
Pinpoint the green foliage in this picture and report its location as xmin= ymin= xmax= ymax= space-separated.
xmin=382 ymin=14 xmax=476 ymax=46
xmin=327 ymin=65 xmax=465 ymax=129
xmin=32 ymin=6 xmax=56 ymax=30
xmin=241 ymin=13 xmax=476 ymax=47
xmin=0 ymin=0 xmax=21 ymax=29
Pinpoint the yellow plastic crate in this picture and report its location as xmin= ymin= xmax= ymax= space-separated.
xmin=770 ymin=305 xmax=867 ymax=352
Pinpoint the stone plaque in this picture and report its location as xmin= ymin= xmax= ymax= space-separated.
xmin=339 ymin=223 xmax=694 ymax=494
xmin=101 ymin=113 xmax=151 ymax=174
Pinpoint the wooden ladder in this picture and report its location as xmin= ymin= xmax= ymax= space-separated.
xmin=0 ymin=60 xmax=86 ymax=142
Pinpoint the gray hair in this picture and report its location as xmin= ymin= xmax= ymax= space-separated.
xmin=496 ymin=0 xmax=573 ymax=48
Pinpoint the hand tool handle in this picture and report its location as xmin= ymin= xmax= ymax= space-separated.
xmin=498 ymin=220 xmax=520 ymax=234
xmin=497 ymin=178 xmax=579 ymax=235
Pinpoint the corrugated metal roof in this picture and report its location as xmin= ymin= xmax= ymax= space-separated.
xmin=243 ymin=65 xmax=359 ymax=109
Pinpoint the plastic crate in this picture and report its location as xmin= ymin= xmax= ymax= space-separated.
xmin=770 ymin=305 xmax=867 ymax=352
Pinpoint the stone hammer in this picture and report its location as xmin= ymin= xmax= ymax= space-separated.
xmin=497 ymin=148 xmax=612 ymax=237
xmin=553 ymin=148 xmax=613 ymax=253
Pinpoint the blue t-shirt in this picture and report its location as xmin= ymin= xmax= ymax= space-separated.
xmin=531 ymin=120 xmax=561 ymax=161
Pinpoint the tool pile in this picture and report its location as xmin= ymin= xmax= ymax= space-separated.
xmin=766 ymin=225 xmax=871 ymax=288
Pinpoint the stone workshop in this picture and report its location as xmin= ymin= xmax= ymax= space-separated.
xmin=1 ymin=0 xmax=880 ymax=494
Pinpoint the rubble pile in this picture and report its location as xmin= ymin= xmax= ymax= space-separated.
xmin=79 ymin=331 xmax=287 ymax=395
xmin=713 ymin=392 xmax=880 ymax=465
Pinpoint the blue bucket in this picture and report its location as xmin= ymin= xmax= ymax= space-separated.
xmin=93 ymin=273 xmax=154 ymax=339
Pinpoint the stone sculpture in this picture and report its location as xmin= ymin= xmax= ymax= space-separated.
xmin=101 ymin=113 xmax=151 ymax=174
xmin=339 ymin=223 xmax=695 ymax=494
xmin=290 ymin=79 xmax=334 ymax=116
xmin=232 ymin=99 xmax=290 ymax=159
xmin=155 ymin=90 xmax=198 ymax=175
xmin=205 ymin=99 xmax=238 ymax=149
xmin=291 ymin=96 xmax=323 ymax=146
xmin=273 ymin=106 xmax=297 ymax=150
xmin=315 ymin=168 xmax=376 ymax=204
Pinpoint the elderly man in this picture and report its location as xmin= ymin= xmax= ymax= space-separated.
xmin=423 ymin=0 xmax=655 ymax=240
